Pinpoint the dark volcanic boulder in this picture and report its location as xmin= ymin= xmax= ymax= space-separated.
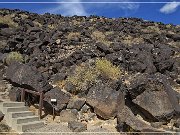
xmin=67 ymin=97 xmax=86 ymax=111
xmin=117 ymin=106 xmax=161 ymax=132
xmin=5 ymin=62 xmax=52 ymax=92
xmin=8 ymin=87 xmax=21 ymax=101
xmin=133 ymin=89 xmax=174 ymax=119
xmin=125 ymin=73 xmax=149 ymax=99
xmin=86 ymin=82 xmax=124 ymax=119
xmin=96 ymin=42 xmax=112 ymax=54
xmin=130 ymin=73 xmax=180 ymax=120
xmin=0 ymin=28 xmax=16 ymax=37
xmin=0 ymin=111 xmax=4 ymax=122
xmin=44 ymin=87 xmax=71 ymax=112
xmin=0 ymin=23 xmax=9 ymax=28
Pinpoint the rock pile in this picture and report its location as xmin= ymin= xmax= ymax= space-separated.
xmin=0 ymin=9 xmax=180 ymax=132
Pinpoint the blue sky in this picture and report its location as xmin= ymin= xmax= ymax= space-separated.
xmin=0 ymin=0 xmax=180 ymax=25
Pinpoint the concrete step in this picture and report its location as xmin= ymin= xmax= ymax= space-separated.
xmin=9 ymin=111 xmax=34 ymax=119
xmin=11 ymin=116 xmax=39 ymax=128
xmin=16 ymin=121 xmax=44 ymax=132
xmin=0 ymin=102 xmax=25 ymax=107
xmin=3 ymin=106 xmax=29 ymax=114
xmin=0 ymin=101 xmax=44 ymax=133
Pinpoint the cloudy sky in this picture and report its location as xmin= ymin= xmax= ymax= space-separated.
xmin=0 ymin=0 xmax=179 ymax=24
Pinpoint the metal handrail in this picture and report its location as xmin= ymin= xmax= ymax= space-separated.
xmin=21 ymin=89 xmax=44 ymax=119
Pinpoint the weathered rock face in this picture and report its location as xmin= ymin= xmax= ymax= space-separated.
xmin=67 ymin=97 xmax=86 ymax=111
xmin=8 ymin=87 xmax=21 ymax=101
xmin=86 ymin=82 xmax=124 ymax=119
xmin=117 ymin=106 xmax=160 ymax=132
xmin=125 ymin=73 xmax=149 ymax=99
xmin=133 ymin=89 xmax=174 ymax=120
xmin=130 ymin=73 xmax=180 ymax=120
xmin=5 ymin=62 xmax=52 ymax=92
xmin=44 ymin=87 xmax=71 ymax=112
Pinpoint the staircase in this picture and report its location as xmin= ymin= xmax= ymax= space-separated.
xmin=0 ymin=101 xmax=44 ymax=132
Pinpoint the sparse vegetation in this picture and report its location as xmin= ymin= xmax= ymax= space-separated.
xmin=95 ymin=58 xmax=121 ymax=80
xmin=67 ymin=32 xmax=81 ymax=40
xmin=48 ymin=24 xmax=55 ymax=29
xmin=141 ymin=25 xmax=161 ymax=34
xmin=91 ymin=31 xmax=112 ymax=46
xmin=66 ymin=64 xmax=98 ymax=94
xmin=5 ymin=52 xmax=24 ymax=65
xmin=20 ymin=14 xmax=29 ymax=20
xmin=55 ymin=80 xmax=66 ymax=89
xmin=121 ymin=35 xmax=144 ymax=45
xmin=33 ymin=21 xmax=42 ymax=27
xmin=0 ymin=15 xmax=18 ymax=27
xmin=64 ymin=58 xmax=121 ymax=94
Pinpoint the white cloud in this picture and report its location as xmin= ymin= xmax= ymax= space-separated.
xmin=49 ymin=0 xmax=88 ymax=16
xmin=160 ymin=1 xmax=180 ymax=14
xmin=47 ymin=0 xmax=139 ymax=16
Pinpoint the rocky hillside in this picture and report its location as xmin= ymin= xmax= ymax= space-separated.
xmin=0 ymin=8 xmax=180 ymax=132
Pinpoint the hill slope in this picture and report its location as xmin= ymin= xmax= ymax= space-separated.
xmin=0 ymin=9 xmax=180 ymax=132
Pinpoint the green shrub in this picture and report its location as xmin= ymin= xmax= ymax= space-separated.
xmin=0 ymin=15 xmax=18 ymax=27
xmin=5 ymin=52 xmax=24 ymax=65
xmin=95 ymin=58 xmax=121 ymax=80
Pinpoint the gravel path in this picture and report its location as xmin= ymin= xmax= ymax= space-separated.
xmin=22 ymin=123 xmax=122 ymax=135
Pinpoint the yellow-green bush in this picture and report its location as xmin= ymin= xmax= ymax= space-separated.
xmin=48 ymin=24 xmax=55 ymax=29
xmin=66 ymin=64 xmax=98 ymax=94
xmin=91 ymin=31 xmax=112 ymax=45
xmin=5 ymin=52 xmax=24 ymax=65
xmin=65 ymin=58 xmax=121 ymax=94
xmin=0 ymin=15 xmax=18 ymax=27
xmin=67 ymin=32 xmax=80 ymax=40
xmin=121 ymin=35 xmax=144 ymax=45
xmin=95 ymin=58 xmax=121 ymax=80
xmin=33 ymin=21 xmax=42 ymax=27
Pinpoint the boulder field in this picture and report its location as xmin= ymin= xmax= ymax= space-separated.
xmin=0 ymin=9 xmax=180 ymax=132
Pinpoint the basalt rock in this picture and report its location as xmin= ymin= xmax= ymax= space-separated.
xmin=0 ymin=8 xmax=179 ymax=133
xmin=131 ymin=73 xmax=180 ymax=120
xmin=86 ymin=82 xmax=125 ymax=119
xmin=44 ymin=87 xmax=71 ymax=112
xmin=5 ymin=62 xmax=52 ymax=92
xmin=117 ymin=106 xmax=161 ymax=132
xmin=0 ymin=111 xmax=4 ymax=122
xmin=67 ymin=97 xmax=86 ymax=111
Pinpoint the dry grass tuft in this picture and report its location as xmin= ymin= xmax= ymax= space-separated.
xmin=48 ymin=24 xmax=55 ymax=29
xmin=0 ymin=15 xmax=18 ymax=27
xmin=66 ymin=64 xmax=98 ymax=94
xmin=91 ymin=31 xmax=112 ymax=46
xmin=67 ymin=32 xmax=81 ymax=40
xmin=121 ymin=35 xmax=144 ymax=45
xmin=95 ymin=58 xmax=121 ymax=80
xmin=5 ymin=52 xmax=24 ymax=65
xmin=33 ymin=21 xmax=42 ymax=27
